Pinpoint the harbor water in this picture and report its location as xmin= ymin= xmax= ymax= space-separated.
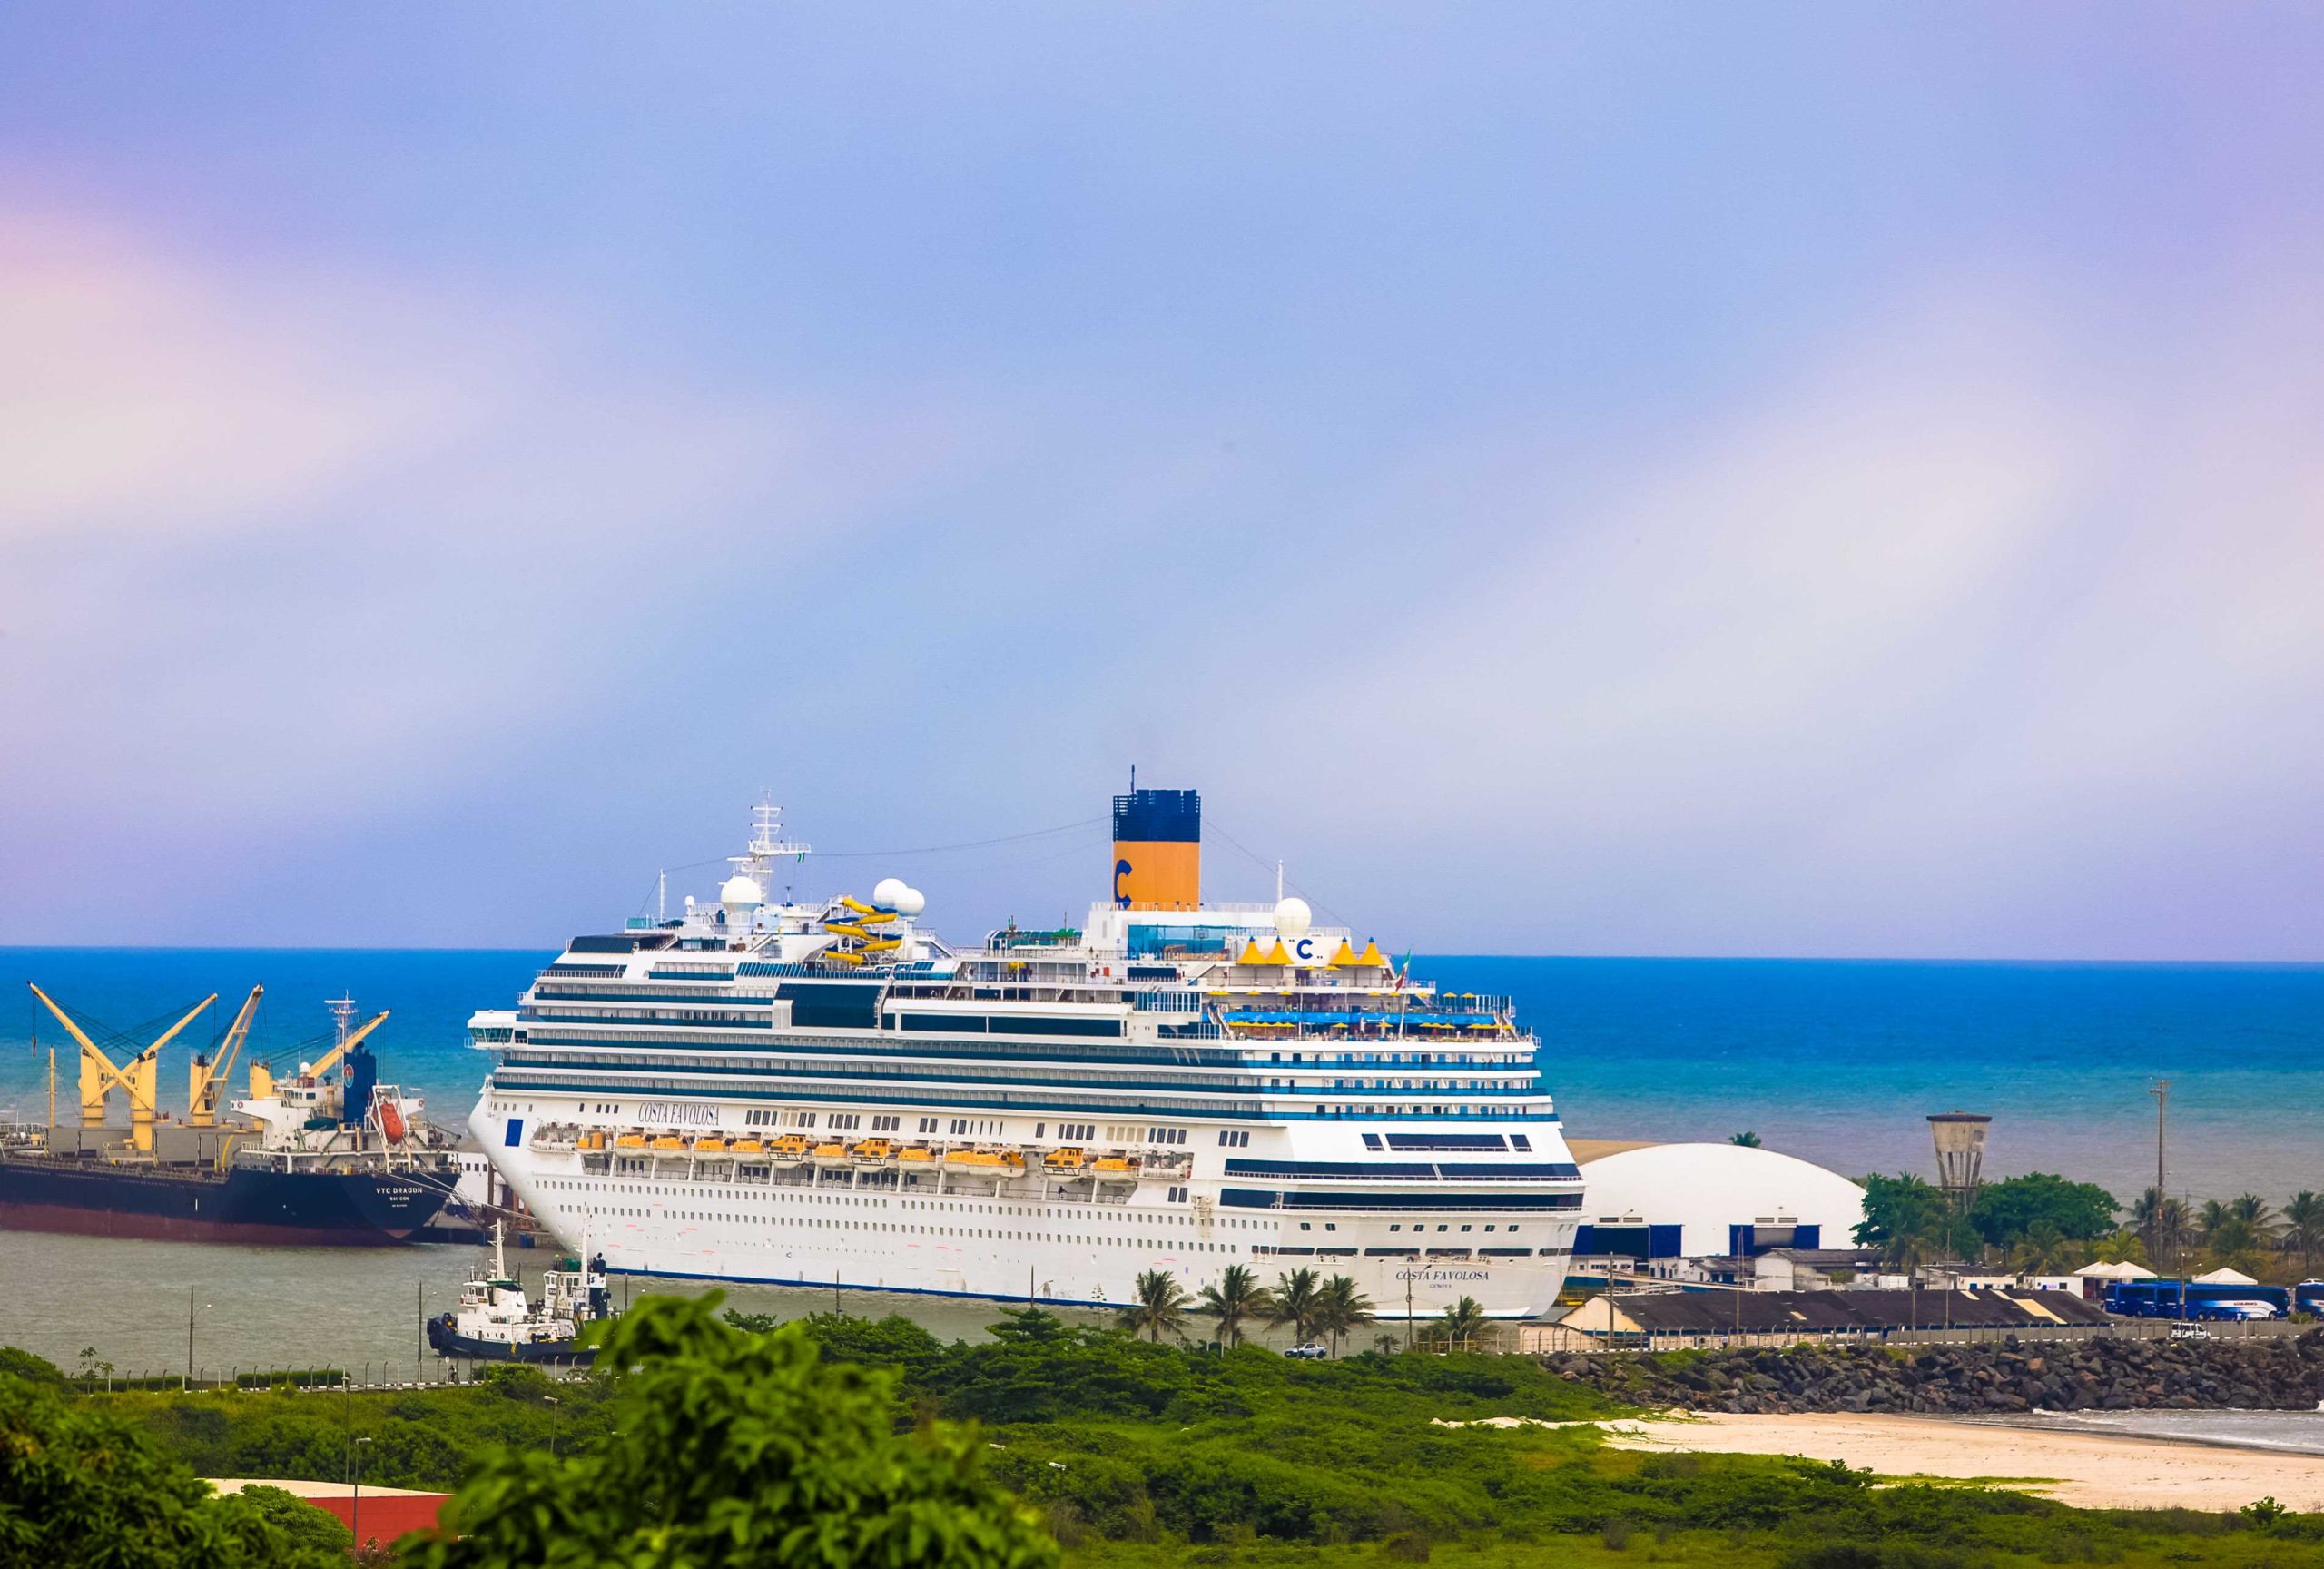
xmin=0 ymin=1229 xmax=1107 ymax=1377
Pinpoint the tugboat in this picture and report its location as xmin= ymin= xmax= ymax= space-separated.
xmin=428 ymin=1221 xmax=611 ymax=1364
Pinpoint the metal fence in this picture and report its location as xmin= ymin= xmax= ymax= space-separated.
xmin=67 ymin=1359 xmax=597 ymax=1395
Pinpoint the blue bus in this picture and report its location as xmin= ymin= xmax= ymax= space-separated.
xmin=2102 ymin=1279 xmax=2289 ymax=1320
xmin=2295 ymin=1280 xmax=2324 ymax=1317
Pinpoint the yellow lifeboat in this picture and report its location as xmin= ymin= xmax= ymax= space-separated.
xmin=849 ymin=1138 xmax=895 ymax=1161
xmin=897 ymin=1144 xmax=935 ymax=1163
xmin=812 ymin=1141 xmax=848 ymax=1159
xmin=1092 ymin=1155 xmax=1133 ymax=1172
xmin=729 ymin=1138 xmax=765 ymax=1156
xmin=1043 ymin=1147 xmax=1088 ymax=1170
xmin=651 ymin=1134 xmax=687 ymax=1150
xmin=692 ymin=1137 xmax=727 ymax=1155
xmin=614 ymin=1132 xmax=646 ymax=1149
xmin=769 ymin=1133 xmax=812 ymax=1158
xmin=945 ymin=1147 xmax=1002 ymax=1167
xmin=1000 ymin=1149 xmax=1026 ymax=1168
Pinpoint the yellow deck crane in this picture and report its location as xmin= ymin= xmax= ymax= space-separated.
xmin=189 ymin=985 xmax=263 ymax=1128
xmin=26 ymin=984 xmax=216 ymax=1154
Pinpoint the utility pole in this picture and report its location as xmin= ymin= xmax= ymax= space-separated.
xmin=2151 ymin=1080 xmax=2169 ymax=1197
xmin=2150 ymin=1080 xmax=2171 ymax=1271
xmin=184 ymin=1287 xmax=194 ymax=1392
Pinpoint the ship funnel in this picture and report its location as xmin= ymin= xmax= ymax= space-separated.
xmin=1111 ymin=787 xmax=1201 ymax=910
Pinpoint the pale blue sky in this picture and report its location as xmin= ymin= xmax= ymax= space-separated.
xmin=3 ymin=6 xmax=2319 ymax=957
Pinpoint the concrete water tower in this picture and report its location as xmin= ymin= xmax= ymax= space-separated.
xmin=1927 ymin=1112 xmax=1992 ymax=1209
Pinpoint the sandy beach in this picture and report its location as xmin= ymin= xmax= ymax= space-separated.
xmin=1598 ymin=1412 xmax=2324 ymax=1512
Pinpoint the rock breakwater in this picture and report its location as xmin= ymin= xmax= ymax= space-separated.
xmin=1549 ymin=1332 xmax=2324 ymax=1415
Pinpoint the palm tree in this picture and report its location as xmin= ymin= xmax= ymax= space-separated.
xmin=2230 ymin=1194 xmax=2280 ymax=1244
xmin=2281 ymin=1192 xmax=2324 ymax=1277
xmin=2010 ymin=1219 xmax=2080 ymax=1276
xmin=1314 ymin=1275 xmax=1376 ymax=1358
xmin=1118 ymin=1269 xmax=1192 ymax=1343
xmin=2135 ymin=1189 xmax=2193 ymax=1271
xmin=1729 ymin=1131 xmax=1762 ymax=1148
xmin=1196 ymin=1266 xmax=1274 ymax=1348
xmin=1269 ymin=1268 xmax=1324 ymax=1346
xmin=2090 ymin=1227 xmax=2151 ymax=1268
xmin=2199 ymin=1198 xmax=2257 ymax=1260
xmin=1437 ymin=1295 xmax=1490 ymax=1354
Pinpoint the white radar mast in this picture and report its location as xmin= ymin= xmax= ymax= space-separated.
xmin=737 ymin=793 xmax=812 ymax=903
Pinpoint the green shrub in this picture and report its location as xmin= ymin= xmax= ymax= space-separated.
xmin=0 ymin=1374 xmax=344 ymax=1567
xmin=226 ymin=1485 xmax=355 ymax=1556
xmin=0 ymin=1346 xmax=65 ymax=1385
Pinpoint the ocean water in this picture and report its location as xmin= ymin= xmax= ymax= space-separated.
xmin=1430 ymin=956 xmax=2324 ymax=1205
xmin=1983 ymin=1409 xmax=2324 ymax=1456
xmin=4 ymin=949 xmax=2319 ymax=1205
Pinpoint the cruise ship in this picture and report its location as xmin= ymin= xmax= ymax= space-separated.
xmin=468 ymin=789 xmax=1581 ymax=1318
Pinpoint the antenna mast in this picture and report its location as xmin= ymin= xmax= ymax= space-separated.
xmin=742 ymin=793 xmax=812 ymax=888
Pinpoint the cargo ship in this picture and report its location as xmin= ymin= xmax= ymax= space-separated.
xmin=0 ymin=988 xmax=456 ymax=1245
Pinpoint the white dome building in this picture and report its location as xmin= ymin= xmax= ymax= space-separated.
xmin=1569 ymin=1140 xmax=1866 ymax=1260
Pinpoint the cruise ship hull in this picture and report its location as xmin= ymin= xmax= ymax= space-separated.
xmin=482 ymin=1111 xmax=1572 ymax=1319
xmin=0 ymin=1156 xmax=452 ymax=1246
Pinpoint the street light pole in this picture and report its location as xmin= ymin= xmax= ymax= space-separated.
xmin=351 ymin=1435 xmax=372 ymax=1554
xmin=545 ymin=1395 xmax=559 ymax=1458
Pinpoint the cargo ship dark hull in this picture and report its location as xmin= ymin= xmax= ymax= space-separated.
xmin=0 ymin=1157 xmax=450 ymax=1246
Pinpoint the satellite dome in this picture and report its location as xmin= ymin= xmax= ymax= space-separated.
xmin=719 ymin=873 xmax=764 ymax=908
xmin=894 ymin=885 xmax=927 ymax=917
xmin=1273 ymin=896 xmax=1312 ymax=939
xmin=872 ymin=876 xmax=909 ymax=911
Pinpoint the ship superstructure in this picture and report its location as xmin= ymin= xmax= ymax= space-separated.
xmin=469 ymin=791 xmax=1581 ymax=1317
